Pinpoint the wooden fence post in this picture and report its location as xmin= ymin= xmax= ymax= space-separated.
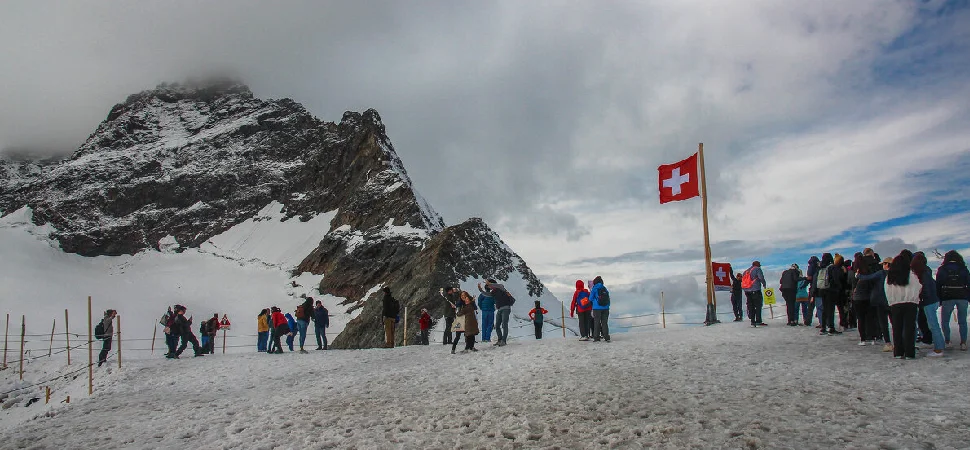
xmin=116 ymin=315 xmax=122 ymax=369
xmin=561 ymin=302 xmax=566 ymax=338
xmin=3 ymin=313 xmax=8 ymax=370
xmin=403 ymin=307 xmax=408 ymax=346
xmin=48 ymin=319 xmax=56 ymax=357
xmin=45 ymin=386 xmax=50 ymax=404
xmin=151 ymin=324 xmax=157 ymax=355
xmin=88 ymin=296 xmax=93 ymax=396
xmin=65 ymin=309 xmax=71 ymax=365
xmin=661 ymin=291 xmax=666 ymax=329
xmin=19 ymin=315 xmax=25 ymax=380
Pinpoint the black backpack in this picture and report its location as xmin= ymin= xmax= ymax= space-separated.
xmin=200 ymin=322 xmax=208 ymax=335
xmin=939 ymin=266 xmax=969 ymax=300
xmin=596 ymin=286 xmax=610 ymax=307
xmin=95 ymin=320 xmax=107 ymax=340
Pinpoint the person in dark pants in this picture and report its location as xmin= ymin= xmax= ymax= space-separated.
xmin=313 ymin=301 xmax=330 ymax=350
xmin=440 ymin=287 xmax=459 ymax=345
xmin=821 ymin=255 xmax=845 ymax=335
xmin=589 ymin=276 xmax=611 ymax=342
xmin=885 ymin=251 xmax=920 ymax=359
xmin=163 ymin=307 xmax=179 ymax=357
xmin=742 ymin=262 xmax=767 ymax=327
xmin=529 ymin=301 xmax=548 ymax=339
xmin=457 ymin=292 xmax=480 ymax=353
xmin=97 ymin=309 xmax=117 ymax=366
xmin=731 ymin=272 xmax=744 ymax=321
xmin=169 ymin=305 xmax=204 ymax=358
xmin=418 ymin=308 xmax=432 ymax=345
xmin=268 ymin=306 xmax=289 ymax=354
xmin=570 ymin=280 xmax=593 ymax=340
xmin=780 ymin=264 xmax=801 ymax=326
xmin=450 ymin=292 xmax=468 ymax=354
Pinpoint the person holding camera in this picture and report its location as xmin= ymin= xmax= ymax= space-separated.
xmin=439 ymin=287 xmax=460 ymax=345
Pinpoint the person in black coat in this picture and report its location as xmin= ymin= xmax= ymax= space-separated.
xmin=731 ymin=272 xmax=744 ymax=321
xmin=169 ymin=305 xmax=204 ymax=358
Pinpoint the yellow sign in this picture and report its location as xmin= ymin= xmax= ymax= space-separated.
xmin=763 ymin=288 xmax=777 ymax=305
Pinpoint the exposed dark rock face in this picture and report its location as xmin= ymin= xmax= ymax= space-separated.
xmin=0 ymin=80 xmax=442 ymax=255
xmin=1 ymin=80 xmax=553 ymax=349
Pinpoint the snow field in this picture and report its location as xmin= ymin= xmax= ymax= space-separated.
xmin=2 ymin=317 xmax=969 ymax=449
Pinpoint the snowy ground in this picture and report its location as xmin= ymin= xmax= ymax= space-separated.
xmin=2 ymin=316 xmax=968 ymax=449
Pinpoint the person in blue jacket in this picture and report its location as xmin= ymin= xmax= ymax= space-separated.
xmin=589 ymin=276 xmax=610 ymax=342
xmin=285 ymin=313 xmax=297 ymax=352
xmin=313 ymin=300 xmax=330 ymax=350
xmin=477 ymin=288 xmax=496 ymax=342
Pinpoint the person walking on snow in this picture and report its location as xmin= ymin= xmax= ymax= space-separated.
xmin=169 ymin=305 xmax=204 ymax=359
xmin=382 ymin=287 xmax=400 ymax=348
xmin=313 ymin=300 xmax=330 ymax=350
xmin=742 ymin=261 xmax=767 ymax=327
xmin=780 ymin=264 xmax=802 ymax=326
xmin=418 ymin=308 xmax=432 ymax=345
xmin=97 ymin=309 xmax=117 ymax=366
xmin=456 ymin=291 xmax=479 ymax=353
xmin=529 ymin=301 xmax=548 ymax=339
xmin=570 ymin=280 xmax=593 ymax=340
xmin=817 ymin=253 xmax=844 ymax=335
xmin=294 ymin=297 xmax=313 ymax=353
xmin=477 ymin=288 xmax=496 ymax=342
xmin=589 ymin=276 xmax=611 ymax=342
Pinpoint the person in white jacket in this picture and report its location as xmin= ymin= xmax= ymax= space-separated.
xmin=884 ymin=251 xmax=921 ymax=359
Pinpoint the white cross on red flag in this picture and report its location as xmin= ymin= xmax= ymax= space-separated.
xmin=711 ymin=262 xmax=733 ymax=291
xmin=658 ymin=153 xmax=700 ymax=204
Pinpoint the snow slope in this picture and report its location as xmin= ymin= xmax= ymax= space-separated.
xmin=2 ymin=317 xmax=969 ymax=448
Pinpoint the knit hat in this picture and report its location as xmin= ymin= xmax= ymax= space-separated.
xmin=752 ymin=261 xmax=761 ymax=267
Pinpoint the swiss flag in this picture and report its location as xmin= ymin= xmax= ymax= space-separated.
xmin=658 ymin=153 xmax=700 ymax=204
xmin=712 ymin=262 xmax=733 ymax=291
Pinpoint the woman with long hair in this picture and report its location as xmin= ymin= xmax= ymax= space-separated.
xmin=913 ymin=252 xmax=945 ymax=356
xmin=851 ymin=253 xmax=874 ymax=345
xmin=885 ymin=251 xmax=921 ymax=359
xmin=937 ymin=250 xmax=969 ymax=351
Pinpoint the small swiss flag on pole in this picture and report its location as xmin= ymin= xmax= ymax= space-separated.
xmin=657 ymin=153 xmax=700 ymax=204
xmin=711 ymin=262 xmax=733 ymax=292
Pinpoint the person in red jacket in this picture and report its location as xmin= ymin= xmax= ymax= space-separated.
xmin=570 ymin=280 xmax=593 ymax=340
xmin=529 ymin=301 xmax=549 ymax=339
xmin=418 ymin=308 xmax=432 ymax=345
xmin=269 ymin=306 xmax=290 ymax=354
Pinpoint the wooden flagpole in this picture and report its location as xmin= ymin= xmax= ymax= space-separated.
xmin=699 ymin=143 xmax=715 ymax=315
xmin=65 ymin=309 xmax=71 ymax=365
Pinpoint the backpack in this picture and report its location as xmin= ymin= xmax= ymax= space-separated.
xmin=816 ymin=266 xmax=832 ymax=290
xmin=596 ymin=286 xmax=610 ymax=307
xmin=579 ymin=294 xmax=591 ymax=310
xmin=939 ymin=266 xmax=969 ymax=300
xmin=200 ymin=322 xmax=208 ymax=335
xmin=95 ymin=320 xmax=107 ymax=340
xmin=295 ymin=305 xmax=306 ymax=320
xmin=533 ymin=309 xmax=544 ymax=324
xmin=741 ymin=270 xmax=754 ymax=289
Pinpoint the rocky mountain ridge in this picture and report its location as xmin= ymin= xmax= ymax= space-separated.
xmin=0 ymin=80 xmax=562 ymax=348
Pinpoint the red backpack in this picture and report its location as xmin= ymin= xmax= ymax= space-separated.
xmin=741 ymin=269 xmax=755 ymax=289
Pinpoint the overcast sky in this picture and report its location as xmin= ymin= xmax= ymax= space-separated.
xmin=2 ymin=0 xmax=969 ymax=314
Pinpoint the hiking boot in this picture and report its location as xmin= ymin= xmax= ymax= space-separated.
xmin=882 ymin=344 xmax=893 ymax=352
xmin=97 ymin=360 xmax=105 ymax=367
xmin=961 ymin=342 xmax=968 ymax=351
xmin=819 ymin=330 xmax=829 ymax=336
xmin=451 ymin=349 xmax=456 ymax=354
xmin=470 ymin=348 xmax=478 ymax=352
xmin=828 ymin=329 xmax=842 ymax=335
